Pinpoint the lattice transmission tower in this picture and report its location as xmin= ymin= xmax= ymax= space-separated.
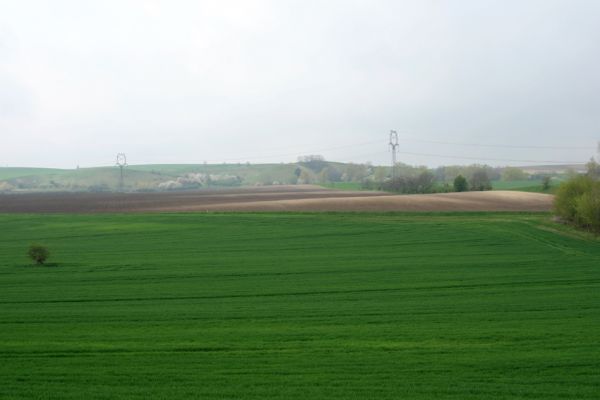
xmin=116 ymin=153 xmax=127 ymax=191
xmin=389 ymin=130 xmax=399 ymax=179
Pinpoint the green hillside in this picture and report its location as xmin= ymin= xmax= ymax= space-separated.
xmin=0 ymin=164 xmax=571 ymax=194
xmin=0 ymin=167 xmax=67 ymax=180
xmin=0 ymin=164 xmax=306 ymax=192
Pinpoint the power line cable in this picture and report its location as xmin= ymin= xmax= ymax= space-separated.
xmin=395 ymin=133 xmax=590 ymax=150
xmin=395 ymin=150 xmax=585 ymax=165
xmin=204 ymin=139 xmax=385 ymax=163
xmin=198 ymin=134 xmax=591 ymax=165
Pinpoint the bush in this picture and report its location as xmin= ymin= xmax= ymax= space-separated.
xmin=453 ymin=175 xmax=468 ymax=192
xmin=28 ymin=244 xmax=50 ymax=265
xmin=554 ymin=175 xmax=600 ymax=232
xmin=575 ymin=189 xmax=600 ymax=231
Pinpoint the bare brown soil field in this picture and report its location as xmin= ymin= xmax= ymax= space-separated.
xmin=0 ymin=185 xmax=553 ymax=213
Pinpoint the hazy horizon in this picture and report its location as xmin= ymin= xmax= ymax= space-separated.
xmin=1 ymin=1 xmax=599 ymax=169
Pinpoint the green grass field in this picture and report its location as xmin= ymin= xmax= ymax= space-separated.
xmin=1 ymin=213 xmax=599 ymax=399
xmin=492 ymin=179 xmax=560 ymax=194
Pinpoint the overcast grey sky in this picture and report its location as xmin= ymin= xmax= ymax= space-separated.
xmin=1 ymin=0 xmax=599 ymax=168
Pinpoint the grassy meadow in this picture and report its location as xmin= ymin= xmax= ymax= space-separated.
xmin=0 ymin=212 xmax=599 ymax=399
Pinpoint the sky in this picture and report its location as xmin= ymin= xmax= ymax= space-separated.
xmin=1 ymin=0 xmax=599 ymax=168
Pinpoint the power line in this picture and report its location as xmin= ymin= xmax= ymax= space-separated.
xmin=202 ymin=139 xmax=385 ymax=164
xmin=159 ymin=133 xmax=592 ymax=166
xmin=395 ymin=150 xmax=585 ymax=165
xmin=208 ymin=134 xmax=592 ymax=165
xmin=395 ymin=133 xmax=590 ymax=150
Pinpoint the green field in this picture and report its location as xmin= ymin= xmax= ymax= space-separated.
xmin=1 ymin=213 xmax=599 ymax=399
xmin=492 ymin=179 xmax=560 ymax=193
xmin=0 ymin=167 xmax=67 ymax=180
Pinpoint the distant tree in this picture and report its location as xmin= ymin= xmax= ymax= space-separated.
xmin=415 ymin=170 xmax=435 ymax=193
xmin=318 ymin=168 xmax=330 ymax=183
xmin=373 ymin=167 xmax=387 ymax=182
xmin=470 ymin=169 xmax=492 ymax=191
xmin=294 ymin=167 xmax=302 ymax=177
xmin=28 ymin=244 xmax=49 ymax=265
xmin=298 ymin=170 xmax=312 ymax=184
xmin=502 ymin=167 xmax=529 ymax=181
xmin=542 ymin=176 xmax=552 ymax=191
xmin=297 ymin=155 xmax=327 ymax=172
xmin=343 ymin=163 xmax=369 ymax=182
xmin=453 ymin=175 xmax=468 ymax=192
xmin=320 ymin=166 xmax=342 ymax=182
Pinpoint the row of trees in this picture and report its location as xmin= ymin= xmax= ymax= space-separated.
xmin=293 ymin=156 xmax=503 ymax=194
xmin=452 ymin=170 xmax=492 ymax=192
xmin=251 ymin=155 xmax=557 ymax=194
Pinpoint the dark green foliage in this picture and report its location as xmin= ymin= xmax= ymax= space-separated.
xmin=469 ymin=169 xmax=492 ymax=191
xmin=554 ymin=175 xmax=600 ymax=232
xmin=27 ymin=243 xmax=49 ymax=265
xmin=380 ymin=171 xmax=435 ymax=193
xmin=453 ymin=175 xmax=468 ymax=192
xmin=542 ymin=176 xmax=552 ymax=190
xmin=1 ymin=213 xmax=600 ymax=399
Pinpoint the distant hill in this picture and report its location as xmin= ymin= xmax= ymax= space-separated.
xmin=0 ymin=162 xmax=579 ymax=194
xmin=0 ymin=162 xmax=366 ymax=193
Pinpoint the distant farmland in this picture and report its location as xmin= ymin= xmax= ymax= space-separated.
xmin=1 ymin=213 xmax=599 ymax=399
xmin=0 ymin=163 xmax=573 ymax=194
xmin=0 ymin=185 xmax=553 ymax=213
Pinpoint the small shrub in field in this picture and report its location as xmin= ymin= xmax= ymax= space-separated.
xmin=554 ymin=175 xmax=600 ymax=232
xmin=28 ymin=244 xmax=50 ymax=265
